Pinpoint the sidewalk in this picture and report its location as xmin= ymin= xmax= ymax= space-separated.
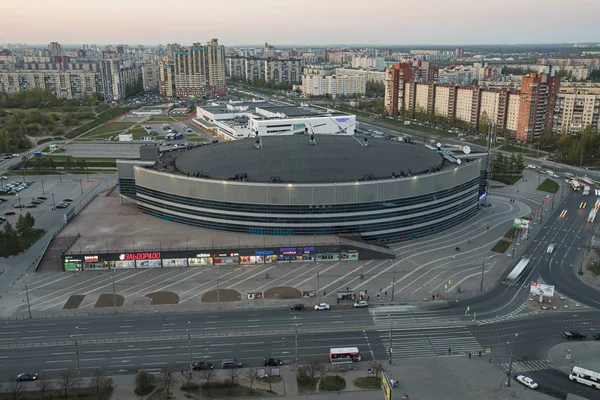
xmin=548 ymin=342 xmax=600 ymax=373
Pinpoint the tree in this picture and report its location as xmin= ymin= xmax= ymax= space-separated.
xmin=369 ymin=360 xmax=385 ymax=379
xmin=64 ymin=156 xmax=73 ymax=172
xmin=89 ymin=370 xmax=113 ymax=400
xmin=306 ymin=360 xmax=320 ymax=380
xmin=515 ymin=153 xmax=525 ymax=174
xmin=244 ymin=366 xmax=257 ymax=389
xmin=159 ymin=366 xmax=175 ymax=398
xmin=1 ymin=222 xmax=18 ymax=256
xmin=226 ymin=366 xmax=240 ymax=388
xmin=200 ymin=367 xmax=216 ymax=395
xmin=16 ymin=214 xmax=27 ymax=235
xmin=134 ymin=370 xmax=155 ymax=396
xmin=5 ymin=376 xmax=24 ymax=400
xmin=478 ymin=111 xmax=490 ymax=135
xmin=58 ymin=369 xmax=78 ymax=398
xmin=35 ymin=375 xmax=54 ymax=400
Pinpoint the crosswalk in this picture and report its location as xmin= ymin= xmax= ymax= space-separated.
xmin=378 ymin=325 xmax=483 ymax=360
xmin=497 ymin=359 xmax=556 ymax=374
xmin=475 ymin=304 xmax=540 ymax=325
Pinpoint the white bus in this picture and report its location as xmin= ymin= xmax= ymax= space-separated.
xmin=571 ymin=180 xmax=582 ymax=191
xmin=584 ymin=185 xmax=591 ymax=196
xmin=569 ymin=366 xmax=600 ymax=389
xmin=329 ymin=347 xmax=361 ymax=363
xmin=505 ymin=257 xmax=531 ymax=283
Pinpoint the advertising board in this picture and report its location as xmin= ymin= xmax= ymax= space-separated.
xmin=530 ymin=281 xmax=555 ymax=297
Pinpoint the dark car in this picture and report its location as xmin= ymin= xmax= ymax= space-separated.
xmin=564 ymin=331 xmax=586 ymax=340
xmin=221 ymin=359 xmax=242 ymax=369
xmin=192 ymin=361 xmax=214 ymax=371
xmin=37 ymin=196 xmax=48 ymax=200
xmin=291 ymin=304 xmax=305 ymax=311
xmin=16 ymin=372 xmax=38 ymax=381
xmin=263 ymin=358 xmax=282 ymax=367
xmin=63 ymin=198 xmax=73 ymax=203
xmin=25 ymin=204 xmax=37 ymax=208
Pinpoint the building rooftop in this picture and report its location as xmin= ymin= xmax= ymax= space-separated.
xmin=199 ymin=101 xmax=347 ymax=119
xmin=173 ymin=135 xmax=444 ymax=184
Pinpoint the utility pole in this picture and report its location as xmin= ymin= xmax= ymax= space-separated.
xmin=51 ymin=193 xmax=56 ymax=210
xmin=580 ymin=145 xmax=584 ymax=168
xmin=388 ymin=318 xmax=393 ymax=365
xmin=25 ymin=284 xmax=32 ymax=319
xmin=112 ymin=269 xmax=117 ymax=314
xmin=73 ymin=326 xmax=81 ymax=378
xmin=216 ymin=266 xmax=220 ymax=310
xmin=316 ymin=264 xmax=320 ymax=304
xmin=187 ymin=321 xmax=192 ymax=372
xmin=506 ymin=333 xmax=519 ymax=387
xmin=79 ymin=178 xmax=83 ymax=194
xmin=480 ymin=261 xmax=485 ymax=292
xmin=294 ymin=316 xmax=299 ymax=368
xmin=391 ymin=262 xmax=396 ymax=301
xmin=41 ymin=179 xmax=45 ymax=195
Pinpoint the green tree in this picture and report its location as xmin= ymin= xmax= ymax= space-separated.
xmin=515 ymin=153 xmax=525 ymax=174
xmin=478 ymin=111 xmax=490 ymax=135
xmin=1 ymin=222 xmax=18 ymax=256
xmin=64 ymin=156 xmax=73 ymax=172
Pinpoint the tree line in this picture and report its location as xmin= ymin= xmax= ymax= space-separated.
xmin=491 ymin=152 xmax=525 ymax=176
xmin=22 ymin=156 xmax=88 ymax=173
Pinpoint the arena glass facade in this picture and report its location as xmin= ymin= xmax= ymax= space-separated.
xmin=128 ymin=159 xmax=483 ymax=244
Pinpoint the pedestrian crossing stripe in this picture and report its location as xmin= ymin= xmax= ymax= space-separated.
xmin=498 ymin=359 xmax=555 ymax=373
xmin=475 ymin=311 xmax=540 ymax=325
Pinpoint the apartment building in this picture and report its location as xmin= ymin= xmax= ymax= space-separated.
xmin=264 ymin=58 xmax=302 ymax=86
xmin=166 ymin=39 xmax=226 ymax=98
xmin=479 ymin=88 xmax=509 ymax=129
xmin=301 ymin=72 xmax=366 ymax=97
xmin=415 ymin=82 xmax=435 ymax=114
xmin=384 ymin=62 xmax=413 ymax=116
xmin=226 ymin=56 xmax=245 ymax=77
xmin=516 ymin=73 xmax=560 ymax=143
xmin=159 ymin=63 xmax=175 ymax=97
xmin=336 ymin=68 xmax=386 ymax=84
xmin=244 ymin=57 xmax=265 ymax=83
xmin=434 ymin=84 xmax=457 ymax=118
xmin=99 ymin=59 xmax=140 ymax=100
xmin=455 ymin=87 xmax=479 ymax=126
xmin=351 ymin=56 xmax=385 ymax=70
xmin=0 ymin=70 xmax=101 ymax=99
xmin=141 ymin=64 xmax=160 ymax=92
xmin=553 ymin=89 xmax=600 ymax=133
xmin=505 ymin=92 xmax=521 ymax=133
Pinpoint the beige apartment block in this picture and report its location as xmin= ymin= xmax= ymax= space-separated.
xmin=434 ymin=84 xmax=456 ymax=118
xmin=554 ymin=92 xmax=600 ymax=133
xmin=505 ymin=92 xmax=521 ymax=133
xmin=455 ymin=87 xmax=477 ymax=124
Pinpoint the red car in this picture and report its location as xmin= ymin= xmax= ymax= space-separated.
xmin=4 ymin=211 xmax=15 ymax=216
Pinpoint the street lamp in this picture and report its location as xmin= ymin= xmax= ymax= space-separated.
xmin=16 ymin=193 xmax=22 ymax=213
xmin=41 ymin=179 xmax=45 ymax=195
xmin=391 ymin=261 xmax=396 ymax=302
xmin=51 ymin=193 xmax=56 ymax=210
xmin=72 ymin=326 xmax=81 ymax=379
xmin=506 ymin=333 xmax=519 ymax=387
xmin=294 ymin=316 xmax=299 ymax=368
xmin=187 ymin=321 xmax=192 ymax=372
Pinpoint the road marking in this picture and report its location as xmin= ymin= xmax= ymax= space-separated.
xmin=162 ymin=324 xmax=175 ymax=326
xmin=241 ymin=342 xmax=265 ymax=345
xmin=204 ymin=327 xmax=216 ymax=330
xmin=161 ymin=329 xmax=173 ymax=332
xmin=81 ymin=358 xmax=106 ymax=362
xmin=248 ymin=319 xmax=260 ymax=322
xmin=52 ymin=352 xmax=75 ymax=356
xmin=247 ymin=325 xmax=260 ymax=328
xmin=46 ymin=360 xmax=72 ymax=363
xmin=27 ymin=330 xmax=50 ymax=333
xmin=109 ymin=364 xmax=134 ymax=368
xmin=41 ymin=368 xmax=66 ymax=372
xmin=148 ymin=347 xmax=173 ymax=350
xmin=21 ymin=336 xmax=45 ymax=340
xmin=0 ymin=332 xmax=19 ymax=335
xmin=116 ymin=348 xmax=142 ymax=352
xmin=116 ymin=332 xmax=130 ymax=334
xmin=113 ymin=356 xmax=138 ymax=360
xmin=85 ymin=350 xmax=110 ymax=354
xmin=206 ymin=321 xmax=218 ymax=324
xmin=119 ymin=326 xmax=132 ymax=328
xmin=142 ymin=362 xmax=166 ymax=365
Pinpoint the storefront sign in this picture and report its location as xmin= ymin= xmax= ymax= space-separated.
xmin=255 ymin=250 xmax=274 ymax=255
xmin=84 ymin=255 xmax=99 ymax=263
xmin=119 ymin=252 xmax=161 ymax=261
xmin=196 ymin=253 xmax=211 ymax=258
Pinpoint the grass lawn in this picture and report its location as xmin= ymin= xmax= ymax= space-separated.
xmin=31 ymin=156 xmax=118 ymax=168
xmin=468 ymin=138 xmax=488 ymax=146
xmin=490 ymin=185 xmax=505 ymax=189
xmin=148 ymin=115 xmax=176 ymax=122
xmin=297 ymin=376 xmax=318 ymax=393
xmin=197 ymin=384 xmax=271 ymax=398
xmin=538 ymin=179 xmax=559 ymax=193
xmin=353 ymin=376 xmax=380 ymax=389
xmin=84 ymin=122 xmax=135 ymax=136
xmin=318 ymin=376 xmax=346 ymax=392
xmin=491 ymin=240 xmax=511 ymax=253
xmin=492 ymin=175 xmax=521 ymax=185
xmin=501 ymin=143 xmax=542 ymax=157
xmin=504 ymin=227 xmax=517 ymax=239
xmin=186 ymin=137 xmax=206 ymax=142
xmin=0 ymin=386 xmax=114 ymax=400
xmin=129 ymin=127 xmax=149 ymax=139
xmin=173 ymin=114 xmax=193 ymax=121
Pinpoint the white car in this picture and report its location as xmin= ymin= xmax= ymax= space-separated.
xmin=353 ymin=301 xmax=368 ymax=308
xmin=314 ymin=303 xmax=330 ymax=311
xmin=516 ymin=375 xmax=538 ymax=389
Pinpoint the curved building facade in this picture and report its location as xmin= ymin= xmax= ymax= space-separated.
xmin=120 ymin=136 xmax=484 ymax=244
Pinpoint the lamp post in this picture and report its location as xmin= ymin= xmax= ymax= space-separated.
xmin=51 ymin=193 xmax=56 ymax=210
xmin=391 ymin=262 xmax=396 ymax=301
xmin=506 ymin=333 xmax=519 ymax=387
xmin=16 ymin=193 xmax=22 ymax=213
xmin=316 ymin=264 xmax=321 ymax=304
xmin=72 ymin=326 xmax=81 ymax=379
xmin=111 ymin=269 xmax=117 ymax=314
xmin=216 ymin=265 xmax=220 ymax=310
xmin=25 ymin=283 xmax=32 ymax=319
xmin=294 ymin=316 xmax=299 ymax=368
xmin=187 ymin=321 xmax=192 ymax=372
xmin=41 ymin=179 xmax=45 ymax=195
xmin=79 ymin=178 xmax=83 ymax=194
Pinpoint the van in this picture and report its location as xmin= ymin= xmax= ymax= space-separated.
xmin=547 ymin=244 xmax=555 ymax=254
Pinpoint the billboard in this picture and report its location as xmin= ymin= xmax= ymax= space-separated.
xmin=530 ymin=281 xmax=555 ymax=297
xmin=380 ymin=372 xmax=392 ymax=400
xmin=513 ymin=218 xmax=530 ymax=229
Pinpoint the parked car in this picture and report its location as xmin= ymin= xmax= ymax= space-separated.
xmin=25 ymin=204 xmax=37 ymax=208
xmin=192 ymin=361 xmax=214 ymax=371
xmin=221 ymin=359 xmax=242 ymax=369
xmin=291 ymin=304 xmax=305 ymax=311
xmin=516 ymin=375 xmax=538 ymax=389
xmin=63 ymin=198 xmax=73 ymax=203
xmin=593 ymin=333 xmax=600 ymax=341
xmin=564 ymin=331 xmax=586 ymax=340
xmin=314 ymin=303 xmax=330 ymax=311
xmin=4 ymin=211 xmax=15 ymax=216
xmin=263 ymin=358 xmax=282 ymax=367
xmin=353 ymin=300 xmax=368 ymax=308
xmin=16 ymin=372 xmax=38 ymax=381
xmin=0 ymin=217 xmax=6 ymax=222
xmin=37 ymin=196 xmax=47 ymax=200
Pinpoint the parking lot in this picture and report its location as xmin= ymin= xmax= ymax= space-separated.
xmin=58 ymin=143 xmax=143 ymax=159
xmin=0 ymin=175 xmax=116 ymax=233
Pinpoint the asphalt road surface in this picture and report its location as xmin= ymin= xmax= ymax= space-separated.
xmin=0 ymin=308 xmax=374 ymax=346
xmin=0 ymin=330 xmax=386 ymax=379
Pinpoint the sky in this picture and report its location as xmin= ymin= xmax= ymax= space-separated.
xmin=3 ymin=0 xmax=600 ymax=46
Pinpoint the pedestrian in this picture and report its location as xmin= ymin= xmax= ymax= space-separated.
xmin=346 ymin=286 xmax=349 ymax=291
xmin=323 ymin=291 xmax=326 ymax=296
xmin=436 ymin=293 xmax=439 ymax=299
xmin=432 ymin=294 xmax=435 ymax=301
xmin=337 ymin=299 xmax=339 ymax=305
xmin=385 ymin=291 xmax=387 ymax=296
xmin=181 ymin=370 xmax=184 ymax=376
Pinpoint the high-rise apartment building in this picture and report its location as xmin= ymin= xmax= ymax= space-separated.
xmin=434 ymin=84 xmax=457 ymax=118
xmin=226 ymin=56 xmax=245 ymax=78
xmin=479 ymin=88 xmax=509 ymax=130
xmin=141 ymin=64 xmax=160 ymax=92
xmin=48 ymin=42 xmax=63 ymax=57
xmin=553 ymin=88 xmax=600 ymax=134
xmin=384 ymin=62 xmax=413 ymax=116
xmin=516 ymin=73 xmax=560 ymax=143
xmin=301 ymin=70 xmax=366 ymax=97
xmin=159 ymin=63 xmax=175 ymax=97
xmin=99 ymin=59 xmax=140 ymax=100
xmin=168 ymin=39 xmax=226 ymax=98
xmin=264 ymin=58 xmax=302 ymax=86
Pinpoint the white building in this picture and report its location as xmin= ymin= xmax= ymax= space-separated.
xmin=194 ymin=101 xmax=356 ymax=140
xmin=301 ymin=73 xmax=366 ymax=97
xmin=351 ymin=56 xmax=385 ymax=70
xmin=553 ymin=91 xmax=600 ymax=133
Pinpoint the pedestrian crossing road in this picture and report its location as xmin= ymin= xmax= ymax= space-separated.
xmin=497 ymin=359 xmax=556 ymax=374
xmin=378 ymin=325 xmax=484 ymax=360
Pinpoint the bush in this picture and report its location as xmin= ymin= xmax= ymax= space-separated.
xmin=353 ymin=376 xmax=380 ymax=389
xmin=296 ymin=376 xmax=318 ymax=393
xmin=491 ymin=240 xmax=511 ymax=254
xmin=134 ymin=370 xmax=156 ymax=396
xmin=180 ymin=381 xmax=200 ymax=391
xmin=319 ymin=375 xmax=346 ymax=392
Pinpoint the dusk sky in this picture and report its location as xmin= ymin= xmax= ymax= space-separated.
xmin=3 ymin=0 xmax=599 ymax=46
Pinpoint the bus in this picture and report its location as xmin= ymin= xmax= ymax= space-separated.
xmin=329 ymin=347 xmax=361 ymax=363
xmin=571 ymin=180 xmax=582 ymax=191
xmin=580 ymin=177 xmax=594 ymax=186
xmin=505 ymin=257 xmax=531 ymax=283
xmin=584 ymin=185 xmax=591 ymax=196
xmin=569 ymin=366 xmax=600 ymax=389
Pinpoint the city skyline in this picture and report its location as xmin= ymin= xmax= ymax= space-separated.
xmin=4 ymin=0 xmax=600 ymax=46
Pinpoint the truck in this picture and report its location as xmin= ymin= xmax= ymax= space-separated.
xmin=33 ymin=152 xmax=43 ymax=157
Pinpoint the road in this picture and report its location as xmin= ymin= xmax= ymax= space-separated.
xmin=0 ymin=330 xmax=387 ymax=379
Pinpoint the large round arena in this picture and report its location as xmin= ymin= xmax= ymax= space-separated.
xmin=119 ymin=135 xmax=485 ymax=243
